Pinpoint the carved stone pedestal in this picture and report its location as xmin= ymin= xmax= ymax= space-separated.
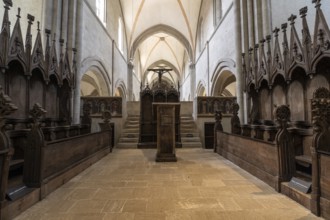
xmin=153 ymin=103 xmax=179 ymax=162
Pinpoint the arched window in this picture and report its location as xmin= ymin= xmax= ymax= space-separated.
xmin=96 ymin=0 xmax=106 ymax=26
xmin=118 ymin=17 xmax=124 ymax=53
xmin=213 ymin=0 xmax=222 ymax=27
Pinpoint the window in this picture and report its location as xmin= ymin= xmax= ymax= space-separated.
xmin=213 ymin=0 xmax=222 ymax=27
xmin=96 ymin=0 xmax=106 ymax=26
xmin=118 ymin=17 xmax=124 ymax=53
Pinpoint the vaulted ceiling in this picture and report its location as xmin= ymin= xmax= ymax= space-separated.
xmin=119 ymin=0 xmax=202 ymax=84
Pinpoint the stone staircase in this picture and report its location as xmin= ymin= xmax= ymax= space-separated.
xmin=180 ymin=115 xmax=202 ymax=148
xmin=116 ymin=115 xmax=139 ymax=148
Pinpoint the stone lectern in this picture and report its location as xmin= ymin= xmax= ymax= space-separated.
xmin=153 ymin=103 xmax=180 ymax=162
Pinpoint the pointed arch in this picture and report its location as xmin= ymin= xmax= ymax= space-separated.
xmin=130 ymin=24 xmax=194 ymax=61
xmin=114 ymin=79 xmax=127 ymax=99
xmin=80 ymin=57 xmax=111 ymax=96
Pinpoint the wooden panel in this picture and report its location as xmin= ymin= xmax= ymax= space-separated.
xmin=155 ymin=103 xmax=177 ymax=162
xmin=259 ymin=88 xmax=271 ymax=120
xmin=30 ymin=71 xmax=44 ymax=109
xmin=9 ymin=74 xmax=27 ymax=118
xmin=43 ymin=132 xmax=110 ymax=179
xmin=288 ymin=81 xmax=305 ymax=121
xmin=216 ymin=132 xmax=279 ymax=189
xmin=320 ymin=154 xmax=330 ymax=219
xmin=272 ymin=85 xmax=286 ymax=107
xmin=46 ymin=78 xmax=59 ymax=118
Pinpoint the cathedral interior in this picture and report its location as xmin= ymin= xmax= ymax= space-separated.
xmin=0 ymin=0 xmax=330 ymax=219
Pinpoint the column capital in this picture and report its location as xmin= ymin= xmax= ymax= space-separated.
xmin=128 ymin=60 xmax=134 ymax=69
xmin=189 ymin=62 xmax=196 ymax=69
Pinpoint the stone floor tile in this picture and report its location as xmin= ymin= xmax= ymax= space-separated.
xmin=13 ymin=149 xmax=321 ymax=220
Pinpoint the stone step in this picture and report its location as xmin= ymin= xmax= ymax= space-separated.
xmin=181 ymin=133 xmax=200 ymax=137
xmin=122 ymin=133 xmax=139 ymax=138
xmin=180 ymin=128 xmax=197 ymax=134
xmin=181 ymin=137 xmax=201 ymax=142
xmin=119 ymin=137 xmax=139 ymax=143
xmin=126 ymin=121 xmax=139 ymax=125
xmin=116 ymin=143 xmax=138 ymax=148
xmin=123 ymin=128 xmax=139 ymax=133
xmin=126 ymin=124 xmax=139 ymax=128
xmin=181 ymin=124 xmax=195 ymax=128
xmin=181 ymin=142 xmax=203 ymax=148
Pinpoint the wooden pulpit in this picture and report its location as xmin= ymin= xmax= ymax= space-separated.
xmin=153 ymin=103 xmax=180 ymax=162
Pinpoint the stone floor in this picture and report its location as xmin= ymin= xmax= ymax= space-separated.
xmin=14 ymin=148 xmax=321 ymax=220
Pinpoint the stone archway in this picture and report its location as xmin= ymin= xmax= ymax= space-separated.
xmin=80 ymin=58 xmax=111 ymax=96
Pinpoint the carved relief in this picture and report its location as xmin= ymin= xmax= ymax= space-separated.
xmin=231 ymin=103 xmax=241 ymax=135
xmin=0 ymin=85 xmax=17 ymax=204
xmin=214 ymin=110 xmax=223 ymax=151
xmin=274 ymin=105 xmax=294 ymax=183
xmin=197 ymin=97 xmax=236 ymax=116
xmin=81 ymin=97 xmax=123 ymax=117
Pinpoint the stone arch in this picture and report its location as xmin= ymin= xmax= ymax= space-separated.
xmin=80 ymin=57 xmax=111 ymax=96
xmin=130 ymin=24 xmax=194 ymax=61
xmin=114 ymin=79 xmax=127 ymax=99
xmin=211 ymin=59 xmax=236 ymax=96
xmin=196 ymin=80 xmax=207 ymax=96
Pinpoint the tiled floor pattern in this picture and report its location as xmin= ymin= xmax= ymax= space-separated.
xmin=14 ymin=148 xmax=321 ymax=220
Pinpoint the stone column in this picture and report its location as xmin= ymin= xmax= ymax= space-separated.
xmin=67 ymin=0 xmax=76 ymax=62
xmin=127 ymin=60 xmax=134 ymax=101
xmin=234 ymin=0 xmax=244 ymax=122
xmin=189 ymin=62 xmax=196 ymax=101
xmin=72 ymin=0 xmax=83 ymax=124
xmin=41 ymin=0 xmax=53 ymax=35
xmin=256 ymin=0 xmax=263 ymax=42
xmin=60 ymin=0 xmax=69 ymax=41
xmin=242 ymin=0 xmax=249 ymax=124
xmin=262 ymin=0 xmax=271 ymax=37
xmin=248 ymin=0 xmax=255 ymax=46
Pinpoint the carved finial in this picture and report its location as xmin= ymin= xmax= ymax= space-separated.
xmin=37 ymin=21 xmax=40 ymax=31
xmin=274 ymin=105 xmax=291 ymax=123
xmin=299 ymin=7 xmax=308 ymax=17
xmin=3 ymin=0 xmax=13 ymax=7
xmin=281 ymin=23 xmax=288 ymax=31
xmin=45 ymin=29 xmax=51 ymax=35
xmin=17 ymin=7 xmax=21 ymax=18
xmin=0 ymin=86 xmax=18 ymax=119
xmin=53 ymin=33 xmax=56 ymax=42
xmin=102 ymin=110 xmax=112 ymax=124
xmin=29 ymin=103 xmax=46 ymax=122
xmin=254 ymin=44 xmax=259 ymax=49
xmin=266 ymin=35 xmax=271 ymax=41
xmin=260 ymin=39 xmax=266 ymax=44
xmin=313 ymin=87 xmax=330 ymax=99
xmin=248 ymin=47 xmax=254 ymax=54
xmin=288 ymin=14 xmax=297 ymax=24
xmin=312 ymin=0 xmax=321 ymax=8
xmin=232 ymin=103 xmax=239 ymax=114
xmin=215 ymin=110 xmax=222 ymax=122
xmin=27 ymin=14 xmax=34 ymax=23
xmin=273 ymin=27 xmax=280 ymax=36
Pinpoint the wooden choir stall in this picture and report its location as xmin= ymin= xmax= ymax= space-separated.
xmin=138 ymin=82 xmax=181 ymax=149
xmin=0 ymin=3 xmax=113 ymax=220
xmin=215 ymin=2 xmax=330 ymax=219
